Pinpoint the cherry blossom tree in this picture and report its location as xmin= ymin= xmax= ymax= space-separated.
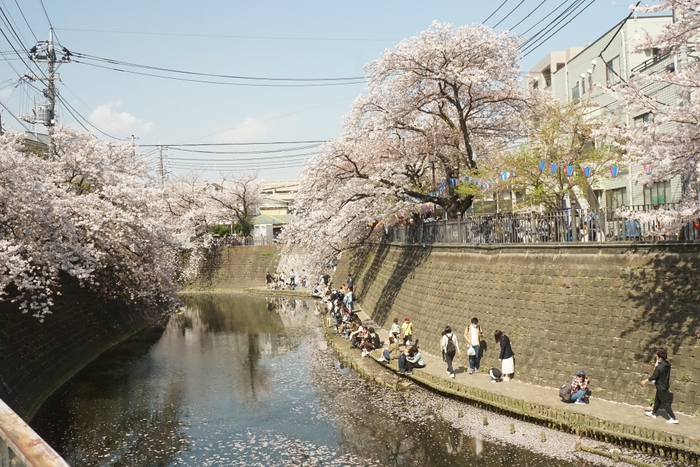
xmin=600 ymin=0 xmax=700 ymax=231
xmin=0 ymin=127 xmax=184 ymax=320
xmin=281 ymin=22 xmax=528 ymax=270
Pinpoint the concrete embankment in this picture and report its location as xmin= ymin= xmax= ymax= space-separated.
xmin=0 ymin=281 xmax=150 ymax=420
xmin=324 ymin=309 xmax=700 ymax=464
xmin=344 ymin=242 xmax=700 ymax=415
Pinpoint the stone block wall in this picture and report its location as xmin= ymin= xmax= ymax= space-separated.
xmin=0 ymin=282 xmax=147 ymax=421
xmin=347 ymin=243 xmax=700 ymax=415
xmin=189 ymin=245 xmax=281 ymax=290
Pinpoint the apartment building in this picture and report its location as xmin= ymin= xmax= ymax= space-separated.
xmin=526 ymin=15 xmax=682 ymax=210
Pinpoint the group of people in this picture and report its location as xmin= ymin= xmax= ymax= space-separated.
xmin=266 ymin=269 xmax=307 ymax=290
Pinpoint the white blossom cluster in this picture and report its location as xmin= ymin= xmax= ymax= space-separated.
xmin=0 ymin=127 xmax=261 ymax=320
xmin=280 ymin=22 xmax=529 ymax=271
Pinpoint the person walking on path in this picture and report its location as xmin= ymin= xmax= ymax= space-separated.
xmin=401 ymin=316 xmax=413 ymax=346
xmin=641 ymin=347 xmax=679 ymax=424
xmin=464 ymin=317 xmax=483 ymax=374
xmin=441 ymin=326 xmax=460 ymax=378
xmin=495 ymin=330 xmax=514 ymax=381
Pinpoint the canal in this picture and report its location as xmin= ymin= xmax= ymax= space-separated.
xmin=31 ymin=294 xmax=581 ymax=466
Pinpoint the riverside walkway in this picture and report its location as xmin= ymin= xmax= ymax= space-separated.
xmin=325 ymin=307 xmax=700 ymax=465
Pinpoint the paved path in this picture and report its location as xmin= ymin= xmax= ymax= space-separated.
xmin=353 ymin=308 xmax=700 ymax=455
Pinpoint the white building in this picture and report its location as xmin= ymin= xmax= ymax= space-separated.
xmin=527 ymin=15 xmax=682 ymax=210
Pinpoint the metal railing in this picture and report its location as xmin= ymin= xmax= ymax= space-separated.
xmin=0 ymin=398 xmax=69 ymax=467
xmin=383 ymin=205 xmax=700 ymax=245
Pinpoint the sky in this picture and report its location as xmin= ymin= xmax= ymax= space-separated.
xmin=0 ymin=0 xmax=646 ymax=182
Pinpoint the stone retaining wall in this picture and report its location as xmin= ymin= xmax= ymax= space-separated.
xmin=0 ymin=282 xmax=148 ymax=421
xmin=189 ymin=245 xmax=281 ymax=290
xmin=346 ymin=242 xmax=700 ymax=415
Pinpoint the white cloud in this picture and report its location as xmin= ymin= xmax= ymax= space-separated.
xmin=212 ymin=117 xmax=268 ymax=143
xmin=89 ymin=101 xmax=153 ymax=135
xmin=0 ymin=87 xmax=13 ymax=101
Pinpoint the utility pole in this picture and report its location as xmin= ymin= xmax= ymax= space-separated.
xmin=25 ymin=28 xmax=71 ymax=155
xmin=158 ymin=145 xmax=166 ymax=189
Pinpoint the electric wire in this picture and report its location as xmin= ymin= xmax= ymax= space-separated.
xmin=493 ymin=0 xmax=527 ymax=29
xmin=139 ymin=140 xmax=326 ymax=147
xmin=166 ymin=143 xmax=320 ymax=154
xmin=483 ymin=0 xmax=510 ymax=24
xmin=72 ymin=52 xmax=365 ymax=82
xmin=72 ymin=59 xmax=366 ymax=88
xmin=166 ymin=150 xmax=318 ymax=161
xmin=13 ymin=0 xmax=37 ymax=41
xmin=523 ymin=0 xmax=597 ymax=57
xmin=518 ymin=0 xmax=576 ymax=37
xmin=508 ymin=0 xmax=550 ymax=31
xmin=520 ymin=0 xmax=590 ymax=54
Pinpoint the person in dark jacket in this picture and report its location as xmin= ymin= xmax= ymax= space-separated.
xmin=495 ymin=330 xmax=514 ymax=381
xmin=641 ymin=347 xmax=678 ymax=424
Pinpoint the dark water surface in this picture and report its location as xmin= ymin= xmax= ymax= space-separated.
xmin=32 ymin=294 xmax=576 ymax=467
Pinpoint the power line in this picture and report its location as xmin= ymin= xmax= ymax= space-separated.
xmin=484 ymin=0 xmax=510 ymax=24
xmin=70 ymin=51 xmax=365 ymax=82
xmin=166 ymin=144 xmax=321 ymax=155
xmin=520 ymin=0 xmax=587 ymax=53
xmin=13 ymin=0 xmax=37 ymax=41
xmin=493 ymin=0 xmax=527 ymax=29
xmin=165 ymin=150 xmax=319 ymax=162
xmin=508 ymin=0 xmax=550 ymax=31
xmin=72 ymin=59 xmax=366 ymax=88
xmin=139 ymin=140 xmax=326 ymax=147
xmin=518 ymin=0 xmax=575 ymax=37
xmin=0 ymin=98 xmax=30 ymax=131
xmin=522 ymin=0 xmax=596 ymax=57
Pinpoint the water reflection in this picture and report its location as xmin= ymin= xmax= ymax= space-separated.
xmin=32 ymin=294 xmax=578 ymax=467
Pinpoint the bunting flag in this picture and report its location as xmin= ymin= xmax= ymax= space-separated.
xmin=567 ymin=165 xmax=574 ymax=176
xmin=568 ymin=176 xmax=574 ymax=187
xmin=449 ymin=178 xmax=458 ymax=186
xmin=551 ymin=163 xmax=558 ymax=175
xmin=584 ymin=167 xmax=591 ymax=178
xmin=610 ymin=166 xmax=619 ymax=178
xmin=465 ymin=176 xmax=470 ymax=182
xmin=539 ymin=161 xmax=546 ymax=172
xmin=643 ymin=163 xmax=652 ymax=175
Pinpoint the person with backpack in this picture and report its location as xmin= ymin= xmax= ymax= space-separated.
xmin=441 ymin=326 xmax=460 ymax=378
xmin=641 ymin=347 xmax=679 ymax=424
xmin=561 ymin=370 xmax=590 ymax=404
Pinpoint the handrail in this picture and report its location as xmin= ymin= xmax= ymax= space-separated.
xmin=0 ymin=398 xmax=70 ymax=467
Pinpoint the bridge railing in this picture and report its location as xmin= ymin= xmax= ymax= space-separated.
xmin=0 ymin=398 xmax=69 ymax=467
xmin=383 ymin=204 xmax=700 ymax=245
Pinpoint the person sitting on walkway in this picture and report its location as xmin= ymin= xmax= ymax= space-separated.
xmin=495 ymin=330 xmax=515 ymax=381
xmin=568 ymin=370 xmax=590 ymax=404
xmin=398 ymin=341 xmax=426 ymax=375
xmin=378 ymin=335 xmax=400 ymax=363
xmin=361 ymin=327 xmax=381 ymax=357
xmin=441 ymin=326 xmax=460 ymax=378
xmin=349 ymin=323 xmax=364 ymax=349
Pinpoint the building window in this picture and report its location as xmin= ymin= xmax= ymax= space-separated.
xmin=581 ymin=78 xmax=586 ymax=94
xmin=532 ymin=80 xmax=539 ymax=90
xmin=634 ymin=112 xmax=651 ymax=126
xmin=644 ymin=180 xmax=670 ymax=205
xmin=606 ymin=187 xmax=627 ymax=208
xmin=606 ymin=56 xmax=620 ymax=86
xmin=572 ymin=82 xmax=580 ymax=101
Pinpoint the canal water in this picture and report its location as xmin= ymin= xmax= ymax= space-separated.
xmin=32 ymin=294 xmax=578 ymax=467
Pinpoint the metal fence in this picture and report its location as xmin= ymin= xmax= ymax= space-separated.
xmin=384 ymin=205 xmax=700 ymax=245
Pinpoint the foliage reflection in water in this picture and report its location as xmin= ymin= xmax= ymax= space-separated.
xmin=31 ymin=294 xmax=577 ymax=466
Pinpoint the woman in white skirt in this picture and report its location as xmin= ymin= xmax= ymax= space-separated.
xmin=494 ymin=330 xmax=514 ymax=381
